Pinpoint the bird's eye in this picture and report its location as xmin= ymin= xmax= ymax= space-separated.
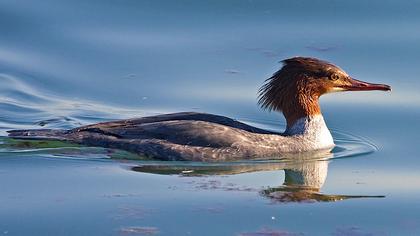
xmin=330 ymin=73 xmax=340 ymax=81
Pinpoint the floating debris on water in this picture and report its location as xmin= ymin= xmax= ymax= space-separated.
xmin=224 ymin=69 xmax=241 ymax=74
xmin=102 ymin=193 xmax=142 ymax=198
xmin=305 ymin=45 xmax=337 ymax=52
xmin=191 ymin=205 xmax=225 ymax=214
xmin=118 ymin=226 xmax=159 ymax=235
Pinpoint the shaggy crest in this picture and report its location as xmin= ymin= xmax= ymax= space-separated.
xmin=258 ymin=57 xmax=341 ymax=112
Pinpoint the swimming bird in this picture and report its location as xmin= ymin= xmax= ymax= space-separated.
xmin=7 ymin=57 xmax=390 ymax=162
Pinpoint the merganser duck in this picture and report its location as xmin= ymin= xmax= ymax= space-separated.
xmin=7 ymin=57 xmax=391 ymax=162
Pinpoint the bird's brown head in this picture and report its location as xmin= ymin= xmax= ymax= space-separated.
xmin=258 ymin=57 xmax=391 ymax=127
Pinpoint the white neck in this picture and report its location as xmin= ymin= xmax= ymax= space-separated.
xmin=284 ymin=115 xmax=334 ymax=150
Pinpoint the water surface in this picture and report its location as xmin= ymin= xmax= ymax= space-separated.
xmin=1 ymin=0 xmax=420 ymax=235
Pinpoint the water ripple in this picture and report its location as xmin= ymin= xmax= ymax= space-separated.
xmin=0 ymin=73 xmax=151 ymax=134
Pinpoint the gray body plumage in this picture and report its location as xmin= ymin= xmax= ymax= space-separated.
xmin=7 ymin=112 xmax=332 ymax=162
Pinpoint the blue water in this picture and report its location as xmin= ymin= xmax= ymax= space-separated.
xmin=1 ymin=0 xmax=420 ymax=235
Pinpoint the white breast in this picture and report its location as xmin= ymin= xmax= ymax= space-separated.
xmin=284 ymin=115 xmax=334 ymax=151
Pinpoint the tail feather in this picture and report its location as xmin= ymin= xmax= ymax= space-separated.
xmin=7 ymin=129 xmax=70 ymax=140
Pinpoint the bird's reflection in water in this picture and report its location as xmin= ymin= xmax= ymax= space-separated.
xmin=263 ymin=160 xmax=384 ymax=203
xmin=130 ymin=150 xmax=384 ymax=203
